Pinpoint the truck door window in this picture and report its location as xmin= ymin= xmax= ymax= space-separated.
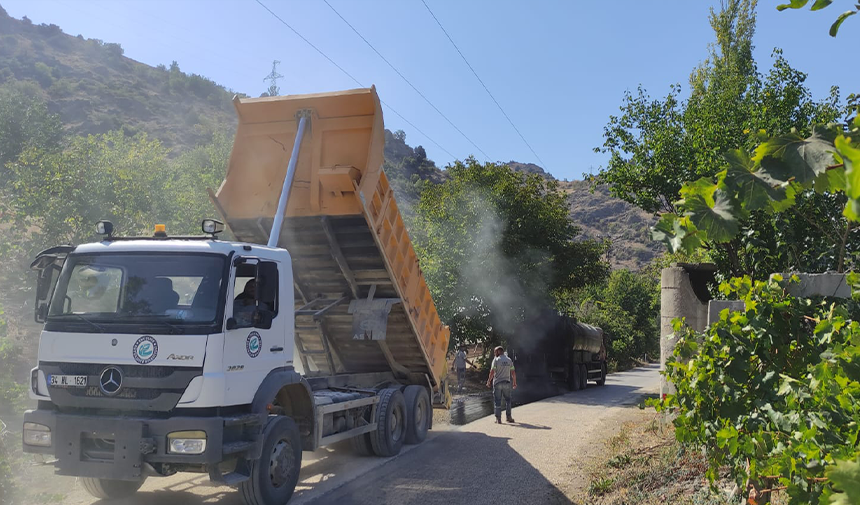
xmin=232 ymin=262 xmax=278 ymax=328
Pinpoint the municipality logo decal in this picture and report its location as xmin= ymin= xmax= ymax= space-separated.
xmin=246 ymin=331 xmax=262 ymax=358
xmin=133 ymin=335 xmax=158 ymax=364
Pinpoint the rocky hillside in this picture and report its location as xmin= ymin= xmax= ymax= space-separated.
xmin=0 ymin=6 xmax=240 ymax=151
xmin=0 ymin=6 xmax=661 ymax=269
xmin=560 ymin=180 xmax=661 ymax=270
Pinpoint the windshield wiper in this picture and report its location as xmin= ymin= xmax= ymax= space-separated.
xmin=51 ymin=313 xmax=106 ymax=333
xmin=147 ymin=319 xmax=186 ymax=335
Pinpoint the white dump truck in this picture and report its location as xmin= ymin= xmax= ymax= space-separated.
xmin=22 ymin=87 xmax=451 ymax=504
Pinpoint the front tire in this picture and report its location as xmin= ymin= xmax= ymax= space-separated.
xmin=240 ymin=416 xmax=303 ymax=505
xmin=403 ymin=385 xmax=431 ymax=445
xmin=370 ymin=388 xmax=406 ymax=457
xmin=580 ymin=364 xmax=588 ymax=389
xmin=80 ymin=477 xmax=145 ymax=500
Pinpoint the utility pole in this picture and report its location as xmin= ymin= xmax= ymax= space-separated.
xmin=263 ymin=60 xmax=284 ymax=97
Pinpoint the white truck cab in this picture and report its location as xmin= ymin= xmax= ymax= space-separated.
xmin=23 ymin=87 xmax=450 ymax=505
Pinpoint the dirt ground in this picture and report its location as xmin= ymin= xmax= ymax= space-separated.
xmin=576 ymin=413 xmax=741 ymax=505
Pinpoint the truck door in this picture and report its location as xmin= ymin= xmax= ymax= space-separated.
xmin=223 ymin=258 xmax=288 ymax=405
xmin=30 ymin=245 xmax=75 ymax=323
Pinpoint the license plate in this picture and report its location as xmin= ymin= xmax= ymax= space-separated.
xmin=49 ymin=374 xmax=88 ymax=387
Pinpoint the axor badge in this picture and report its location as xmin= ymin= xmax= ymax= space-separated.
xmin=133 ymin=336 xmax=158 ymax=364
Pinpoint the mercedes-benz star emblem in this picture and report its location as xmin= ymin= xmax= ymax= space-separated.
xmin=99 ymin=367 xmax=123 ymax=396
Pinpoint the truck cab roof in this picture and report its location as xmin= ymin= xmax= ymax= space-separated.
xmin=71 ymin=238 xmax=289 ymax=258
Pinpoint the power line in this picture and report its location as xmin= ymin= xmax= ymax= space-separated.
xmin=420 ymin=0 xmax=548 ymax=169
xmin=321 ymin=0 xmax=491 ymax=161
xmin=253 ymin=0 xmax=456 ymax=160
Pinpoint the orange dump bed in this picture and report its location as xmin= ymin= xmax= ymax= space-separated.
xmin=213 ymin=87 xmax=450 ymax=402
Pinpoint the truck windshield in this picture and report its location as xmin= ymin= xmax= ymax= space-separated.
xmin=48 ymin=253 xmax=226 ymax=330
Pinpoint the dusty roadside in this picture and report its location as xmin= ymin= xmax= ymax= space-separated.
xmin=576 ymin=413 xmax=749 ymax=505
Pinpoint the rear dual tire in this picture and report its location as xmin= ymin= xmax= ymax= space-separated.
xmin=370 ymin=388 xmax=407 ymax=457
xmin=403 ymin=385 xmax=431 ymax=445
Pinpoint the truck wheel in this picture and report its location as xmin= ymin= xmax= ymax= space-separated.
xmin=581 ymin=364 xmax=589 ymax=389
xmin=403 ymin=385 xmax=431 ymax=445
xmin=596 ymin=362 xmax=607 ymax=386
xmin=370 ymin=388 xmax=406 ymax=457
xmin=240 ymin=416 xmax=303 ymax=505
xmin=80 ymin=477 xmax=145 ymax=500
xmin=571 ymin=364 xmax=582 ymax=391
xmin=350 ymin=432 xmax=374 ymax=456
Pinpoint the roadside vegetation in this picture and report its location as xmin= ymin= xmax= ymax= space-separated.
xmin=582 ymin=416 xmax=735 ymax=505
xmin=591 ymin=0 xmax=860 ymax=503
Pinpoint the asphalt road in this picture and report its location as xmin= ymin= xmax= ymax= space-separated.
xmin=23 ymin=365 xmax=660 ymax=505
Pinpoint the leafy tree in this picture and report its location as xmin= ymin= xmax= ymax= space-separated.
xmin=0 ymin=82 xmax=64 ymax=182
xmin=593 ymin=0 xmax=841 ymax=278
xmin=8 ymin=130 xmax=169 ymax=247
xmin=160 ymin=131 xmax=232 ymax=234
xmin=413 ymin=158 xmax=609 ymax=348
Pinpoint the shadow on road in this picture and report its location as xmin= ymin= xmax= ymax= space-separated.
xmin=507 ymin=422 xmax=551 ymax=430
xmin=91 ymin=442 xmax=363 ymax=505
xmin=311 ymin=430 xmax=574 ymax=505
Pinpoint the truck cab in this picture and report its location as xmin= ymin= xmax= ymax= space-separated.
xmin=24 ymin=225 xmax=314 ymax=492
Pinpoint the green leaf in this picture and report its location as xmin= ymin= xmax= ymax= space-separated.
xmin=837 ymin=135 xmax=860 ymax=199
xmin=755 ymin=127 xmax=840 ymax=187
xmin=651 ymin=213 xmax=702 ymax=253
xmin=811 ymin=0 xmax=833 ymax=10
xmin=826 ymin=458 xmax=860 ymax=505
xmin=830 ymin=10 xmax=857 ymax=36
xmin=683 ymin=188 xmax=741 ymax=243
xmin=838 ymin=135 xmax=860 ymax=221
xmin=716 ymin=425 xmax=739 ymax=448
xmin=723 ymin=149 xmax=789 ymax=211
xmin=777 ymin=0 xmax=809 ymax=10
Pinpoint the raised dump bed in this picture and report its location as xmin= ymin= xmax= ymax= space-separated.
xmin=212 ymin=87 xmax=450 ymax=404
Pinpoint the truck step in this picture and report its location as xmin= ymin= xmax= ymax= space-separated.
xmin=220 ymin=471 xmax=250 ymax=486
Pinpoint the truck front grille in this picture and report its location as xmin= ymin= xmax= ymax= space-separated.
xmin=40 ymin=362 xmax=202 ymax=412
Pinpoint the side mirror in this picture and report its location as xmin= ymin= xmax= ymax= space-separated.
xmin=225 ymin=317 xmax=238 ymax=330
xmin=253 ymin=309 xmax=273 ymax=330
xmin=35 ymin=303 xmax=49 ymax=324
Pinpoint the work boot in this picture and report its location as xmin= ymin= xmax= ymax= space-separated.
xmin=495 ymin=417 xmax=502 ymax=424
xmin=506 ymin=417 xmax=515 ymax=423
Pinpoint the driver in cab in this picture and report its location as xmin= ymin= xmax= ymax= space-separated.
xmin=233 ymin=279 xmax=258 ymax=326
xmin=233 ymin=278 xmax=274 ymax=326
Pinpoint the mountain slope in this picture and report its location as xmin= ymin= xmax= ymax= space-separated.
xmin=0 ymin=6 xmax=661 ymax=269
xmin=0 ymin=6 xmax=239 ymax=151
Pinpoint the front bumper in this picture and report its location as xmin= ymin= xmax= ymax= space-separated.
xmin=23 ymin=409 xmax=263 ymax=481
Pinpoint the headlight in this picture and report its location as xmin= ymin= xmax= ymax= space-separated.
xmin=23 ymin=423 xmax=52 ymax=447
xmin=167 ymin=430 xmax=207 ymax=454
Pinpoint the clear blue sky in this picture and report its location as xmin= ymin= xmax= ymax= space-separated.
xmin=3 ymin=0 xmax=856 ymax=180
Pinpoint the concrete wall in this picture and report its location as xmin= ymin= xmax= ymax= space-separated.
xmin=661 ymin=271 xmax=851 ymax=397
xmin=781 ymin=272 xmax=850 ymax=299
xmin=707 ymin=300 xmax=746 ymax=326
xmin=660 ymin=266 xmax=710 ymax=397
